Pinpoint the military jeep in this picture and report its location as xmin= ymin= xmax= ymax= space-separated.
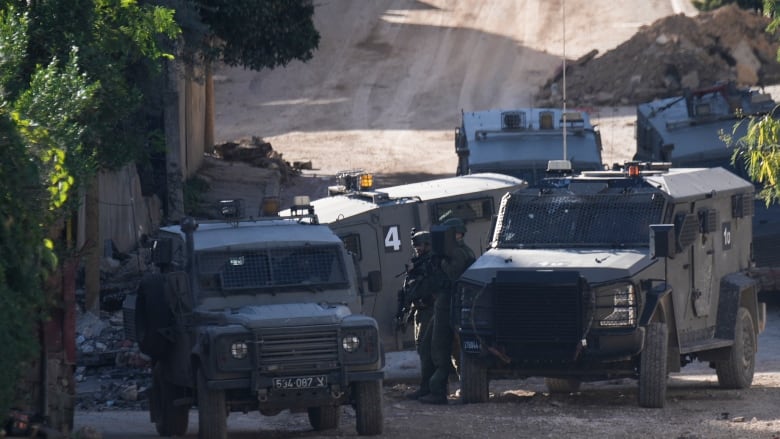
xmin=123 ymin=200 xmax=384 ymax=438
xmin=455 ymin=162 xmax=765 ymax=408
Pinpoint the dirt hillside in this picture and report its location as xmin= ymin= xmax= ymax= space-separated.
xmin=537 ymin=4 xmax=780 ymax=107
xmin=212 ymin=0 xmax=701 ymax=185
xmin=209 ymin=2 xmax=780 ymax=207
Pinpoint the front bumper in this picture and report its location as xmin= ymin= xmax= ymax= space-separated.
xmin=461 ymin=327 xmax=645 ymax=377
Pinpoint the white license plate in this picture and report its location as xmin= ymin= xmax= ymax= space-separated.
xmin=272 ymin=375 xmax=328 ymax=390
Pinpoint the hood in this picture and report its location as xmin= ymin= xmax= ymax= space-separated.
xmin=199 ymin=302 xmax=352 ymax=329
xmin=461 ymin=248 xmax=656 ymax=285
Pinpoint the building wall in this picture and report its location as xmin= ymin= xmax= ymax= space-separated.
xmin=97 ymin=165 xmax=162 ymax=254
xmin=84 ymin=67 xmax=209 ymax=254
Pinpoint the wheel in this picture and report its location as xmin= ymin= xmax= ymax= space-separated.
xmin=197 ymin=368 xmax=226 ymax=439
xmin=135 ymin=275 xmax=173 ymax=360
xmin=307 ymin=406 xmax=340 ymax=431
xmin=716 ymin=307 xmax=756 ymax=389
xmin=459 ymin=352 xmax=488 ymax=403
xmin=544 ymin=378 xmax=582 ymax=394
xmin=638 ymin=322 xmax=668 ymax=408
xmin=354 ymin=380 xmax=383 ymax=436
xmin=152 ymin=363 xmax=189 ymax=437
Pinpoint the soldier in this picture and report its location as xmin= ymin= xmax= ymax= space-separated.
xmin=397 ymin=230 xmax=441 ymax=400
xmin=419 ymin=217 xmax=476 ymax=405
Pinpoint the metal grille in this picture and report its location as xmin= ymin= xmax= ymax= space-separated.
xmin=198 ymin=245 xmax=347 ymax=291
xmin=493 ymin=272 xmax=585 ymax=344
xmin=495 ymin=189 xmax=665 ymax=247
xmin=255 ymin=327 xmax=339 ymax=372
xmin=502 ymin=111 xmax=526 ymax=129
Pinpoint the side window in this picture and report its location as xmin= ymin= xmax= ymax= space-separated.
xmin=341 ymin=233 xmax=362 ymax=260
xmin=433 ymin=197 xmax=494 ymax=223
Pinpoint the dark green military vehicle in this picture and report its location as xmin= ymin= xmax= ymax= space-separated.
xmin=455 ymin=162 xmax=765 ymax=408
xmin=123 ymin=200 xmax=384 ymax=438
xmin=634 ymin=82 xmax=780 ymax=280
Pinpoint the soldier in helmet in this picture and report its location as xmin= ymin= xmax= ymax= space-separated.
xmin=397 ymin=230 xmax=444 ymax=400
xmin=418 ymin=217 xmax=476 ymax=405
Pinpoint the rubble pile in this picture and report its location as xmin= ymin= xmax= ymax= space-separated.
xmin=536 ymin=5 xmax=780 ymax=107
xmin=75 ymin=308 xmax=151 ymax=411
xmin=75 ymin=251 xmax=153 ymax=411
xmin=213 ymin=135 xmax=302 ymax=183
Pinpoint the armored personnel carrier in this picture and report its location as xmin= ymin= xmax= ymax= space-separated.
xmin=455 ymin=108 xmax=604 ymax=185
xmin=455 ymin=162 xmax=765 ymax=408
xmin=634 ymin=82 xmax=780 ymax=281
xmin=283 ymin=171 xmax=526 ymax=349
xmin=123 ymin=200 xmax=384 ymax=438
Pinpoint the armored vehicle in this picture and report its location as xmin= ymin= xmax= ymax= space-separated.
xmin=123 ymin=200 xmax=384 ymax=438
xmin=634 ymin=82 xmax=780 ymax=279
xmin=455 ymin=108 xmax=604 ymax=185
xmin=456 ymin=162 xmax=765 ymax=408
xmin=283 ymin=171 xmax=526 ymax=349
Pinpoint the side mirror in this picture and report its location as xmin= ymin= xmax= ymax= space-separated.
xmin=151 ymin=238 xmax=173 ymax=265
xmin=650 ymin=224 xmax=675 ymax=259
xmin=366 ymin=270 xmax=382 ymax=293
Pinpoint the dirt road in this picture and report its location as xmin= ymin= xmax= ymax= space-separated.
xmin=75 ymin=299 xmax=780 ymax=438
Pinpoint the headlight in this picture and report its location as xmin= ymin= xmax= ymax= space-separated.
xmin=216 ymin=335 xmax=252 ymax=372
xmin=458 ymin=282 xmax=484 ymax=307
xmin=231 ymin=342 xmax=248 ymax=359
xmin=341 ymin=334 xmax=360 ymax=352
xmin=340 ymin=327 xmax=378 ymax=365
xmin=596 ymin=283 xmax=636 ymax=328
xmin=458 ymin=282 xmax=492 ymax=330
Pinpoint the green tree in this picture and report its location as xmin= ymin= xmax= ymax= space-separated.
xmin=723 ymin=0 xmax=780 ymax=206
xmin=165 ymin=0 xmax=320 ymax=71
xmin=0 ymin=7 xmax=93 ymax=415
xmin=0 ymin=0 xmax=179 ymax=416
xmin=726 ymin=115 xmax=780 ymax=206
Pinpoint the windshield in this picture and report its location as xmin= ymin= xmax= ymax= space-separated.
xmin=494 ymin=186 xmax=666 ymax=248
xmin=196 ymin=245 xmax=348 ymax=292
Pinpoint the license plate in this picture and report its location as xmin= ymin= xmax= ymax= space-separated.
xmin=272 ymin=375 xmax=327 ymax=390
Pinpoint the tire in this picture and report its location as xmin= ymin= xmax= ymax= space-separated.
xmin=716 ymin=307 xmax=756 ymax=389
xmin=544 ymin=378 xmax=582 ymax=394
xmin=152 ymin=363 xmax=189 ymax=437
xmin=459 ymin=352 xmax=489 ymax=403
xmin=197 ymin=368 xmax=226 ymax=439
xmin=354 ymin=380 xmax=383 ymax=436
xmin=135 ymin=275 xmax=173 ymax=360
xmin=307 ymin=406 xmax=340 ymax=431
xmin=638 ymin=322 xmax=668 ymax=408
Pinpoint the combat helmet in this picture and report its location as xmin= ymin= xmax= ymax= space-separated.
xmin=411 ymin=230 xmax=431 ymax=246
xmin=442 ymin=217 xmax=467 ymax=234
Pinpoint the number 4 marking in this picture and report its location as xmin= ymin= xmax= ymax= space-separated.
xmin=384 ymin=225 xmax=402 ymax=252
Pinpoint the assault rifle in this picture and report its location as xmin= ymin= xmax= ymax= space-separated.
xmin=394 ymin=253 xmax=434 ymax=333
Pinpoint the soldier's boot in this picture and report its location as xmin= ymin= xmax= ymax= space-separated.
xmin=405 ymin=387 xmax=430 ymax=400
xmin=420 ymin=368 xmax=449 ymax=404
xmin=418 ymin=393 xmax=447 ymax=405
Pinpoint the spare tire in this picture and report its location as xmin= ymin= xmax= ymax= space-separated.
xmin=135 ymin=274 xmax=174 ymax=360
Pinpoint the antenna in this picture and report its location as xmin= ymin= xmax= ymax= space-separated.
xmin=561 ymin=0 xmax=567 ymax=160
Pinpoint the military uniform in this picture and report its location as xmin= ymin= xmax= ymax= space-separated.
xmin=402 ymin=231 xmax=445 ymax=399
xmin=420 ymin=219 xmax=476 ymax=404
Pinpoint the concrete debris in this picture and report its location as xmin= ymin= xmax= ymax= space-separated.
xmin=536 ymin=5 xmax=780 ymax=107
xmin=75 ymin=248 xmax=154 ymax=412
